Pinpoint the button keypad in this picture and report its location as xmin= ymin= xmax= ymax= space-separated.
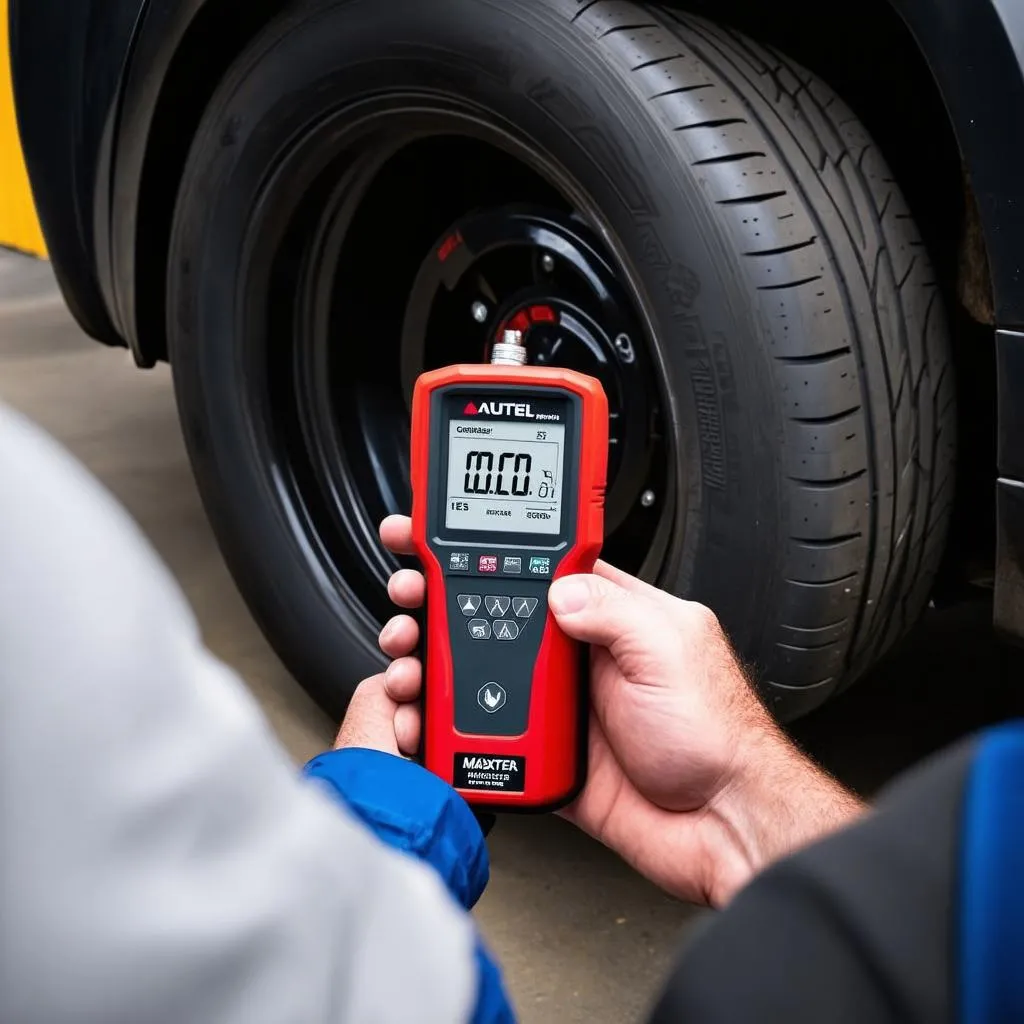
xmin=458 ymin=589 xmax=541 ymax=642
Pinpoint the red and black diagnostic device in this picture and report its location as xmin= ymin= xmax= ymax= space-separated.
xmin=410 ymin=332 xmax=608 ymax=811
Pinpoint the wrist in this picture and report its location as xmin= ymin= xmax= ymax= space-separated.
xmin=702 ymin=724 xmax=866 ymax=907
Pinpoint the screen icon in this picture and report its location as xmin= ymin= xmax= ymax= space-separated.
xmin=528 ymin=556 xmax=551 ymax=576
xmin=449 ymin=552 xmax=470 ymax=572
xmin=478 ymin=555 xmax=498 ymax=573
xmin=502 ymin=556 xmax=522 ymax=574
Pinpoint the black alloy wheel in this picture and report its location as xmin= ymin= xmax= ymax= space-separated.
xmin=269 ymin=124 xmax=674 ymax=642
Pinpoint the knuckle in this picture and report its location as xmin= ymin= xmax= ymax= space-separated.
xmin=679 ymin=600 xmax=722 ymax=635
xmin=354 ymin=674 xmax=385 ymax=701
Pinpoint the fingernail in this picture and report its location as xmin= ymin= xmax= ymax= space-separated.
xmin=380 ymin=621 xmax=396 ymax=643
xmin=549 ymin=578 xmax=589 ymax=614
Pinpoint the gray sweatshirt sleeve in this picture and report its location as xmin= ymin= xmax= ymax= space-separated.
xmin=0 ymin=403 xmax=480 ymax=1024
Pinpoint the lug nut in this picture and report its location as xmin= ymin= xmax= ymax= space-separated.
xmin=614 ymin=333 xmax=636 ymax=364
xmin=471 ymin=301 xmax=489 ymax=323
xmin=541 ymin=253 xmax=555 ymax=273
xmin=640 ymin=490 xmax=656 ymax=508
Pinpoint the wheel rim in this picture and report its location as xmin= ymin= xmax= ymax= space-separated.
xmin=246 ymin=101 xmax=676 ymax=633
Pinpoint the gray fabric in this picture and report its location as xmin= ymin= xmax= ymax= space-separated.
xmin=0 ymin=403 xmax=477 ymax=1024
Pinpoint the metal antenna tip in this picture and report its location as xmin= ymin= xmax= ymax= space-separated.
xmin=491 ymin=329 xmax=528 ymax=366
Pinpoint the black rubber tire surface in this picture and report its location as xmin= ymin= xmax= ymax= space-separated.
xmin=167 ymin=0 xmax=955 ymax=721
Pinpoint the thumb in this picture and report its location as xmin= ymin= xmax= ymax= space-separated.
xmin=548 ymin=573 xmax=665 ymax=652
xmin=334 ymin=675 xmax=400 ymax=756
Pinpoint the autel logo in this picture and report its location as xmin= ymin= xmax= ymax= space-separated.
xmin=466 ymin=401 xmax=535 ymax=418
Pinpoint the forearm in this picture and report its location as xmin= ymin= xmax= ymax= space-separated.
xmin=704 ymin=725 xmax=867 ymax=907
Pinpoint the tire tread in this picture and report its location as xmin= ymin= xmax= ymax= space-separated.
xmin=571 ymin=0 xmax=955 ymax=701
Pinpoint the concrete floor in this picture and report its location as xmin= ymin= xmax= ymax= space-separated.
xmin=2 ymin=248 xmax=1023 ymax=1022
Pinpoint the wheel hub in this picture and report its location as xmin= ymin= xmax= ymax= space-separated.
xmin=401 ymin=206 xmax=661 ymax=532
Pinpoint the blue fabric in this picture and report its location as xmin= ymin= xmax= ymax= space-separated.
xmin=959 ymin=721 xmax=1024 ymax=1024
xmin=472 ymin=938 xmax=516 ymax=1023
xmin=304 ymin=748 xmax=490 ymax=910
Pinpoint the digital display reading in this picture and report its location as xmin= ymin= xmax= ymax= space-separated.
xmin=445 ymin=419 xmax=565 ymax=534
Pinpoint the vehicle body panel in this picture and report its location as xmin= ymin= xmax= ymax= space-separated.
xmin=9 ymin=0 xmax=141 ymax=344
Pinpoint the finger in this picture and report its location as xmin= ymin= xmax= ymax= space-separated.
xmin=334 ymin=675 xmax=400 ymax=756
xmin=595 ymin=559 xmax=672 ymax=603
xmin=548 ymin=573 xmax=671 ymax=655
xmin=384 ymin=656 xmax=423 ymax=703
xmin=380 ymin=515 xmax=416 ymax=556
xmin=387 ymin=568 xmax=426 ymax=609
xmin=394 ymin=702 xmax=422 ymax=757
xmin=595 ymin=560 xmax=713 ymax=630
xmin=378 ymin=615 xmax=420 ymax=658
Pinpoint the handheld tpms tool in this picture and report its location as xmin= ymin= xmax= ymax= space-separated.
xmin=411 ymin=331 xmax=608 ymax=811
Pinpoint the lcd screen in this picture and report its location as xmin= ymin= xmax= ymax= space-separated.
xmin=444 ymin=419 xmax=566 ymax=534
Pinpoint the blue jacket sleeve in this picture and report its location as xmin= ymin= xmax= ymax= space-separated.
xmin=305 ymin=748 xmax=514 ymax=1022
xmin=304 ymin=748 xmax=490 ymax=910
xmin=959 ymin=721 xmax=1024 ymax=1024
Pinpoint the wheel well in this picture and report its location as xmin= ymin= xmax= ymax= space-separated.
xmin=134 ymin=0 xmax=281 ymax=366
xmin=133 ymin=0 xmax=994 ymax=578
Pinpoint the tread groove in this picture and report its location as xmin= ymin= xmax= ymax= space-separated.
xmin=716 ymin=190 xmax=789 ymax=206
xmin=775 ymin=346 xmax=851 ymax=364
xmin=786 ymin=572 xmax=859 ymax=587
xmin=675 ymin=117 xmax=748 ymax=131
xmin=649 ymin=83 xmax=713 ymax=99
xmin=758 ymin=275 xmax=824 ymax=291
xmin=792 ymin=534 xmax=863 ymax=547
xmin=778 ymin=640 xmax=842 ymax=653
xmin=791 ymin=407 xmax=860 ymax=425
xmin=693 ymin=150 xmax=767 ymax=166
xmin=572 ymin=0 xmax=603 ymax=21
xmin=789 ymin=469 xmax=868 ymax=487
xmin=744 ymin=237 xmax=817 ymax=257
xmin=601 ymin=23 xmax=659 ymax=37
xmin=632 ymin=54 xmax=684 ymax=71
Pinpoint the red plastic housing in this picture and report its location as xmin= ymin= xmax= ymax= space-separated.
xmin=411 ymin=364 xmax=608 ymax=810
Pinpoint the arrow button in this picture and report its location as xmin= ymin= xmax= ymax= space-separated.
xmin=512 ymin=597 xmax=539 ymax=619
xmin=458 ymin=594 xmax=481 ymax=616
xmin=493 ymin=619 xmax=520 ymax=641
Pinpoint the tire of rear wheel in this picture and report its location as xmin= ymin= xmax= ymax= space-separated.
xmin=166 ymin=0 xmax=955 ymax=722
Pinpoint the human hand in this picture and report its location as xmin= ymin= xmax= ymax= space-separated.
xmin=342 ymin=515 xmax=864 ymax=906
xmin=544 ymin=564 xmax=864 ymax=905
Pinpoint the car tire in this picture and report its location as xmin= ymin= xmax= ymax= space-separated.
xmin=167 ymin=0 xmax=955 ymax=721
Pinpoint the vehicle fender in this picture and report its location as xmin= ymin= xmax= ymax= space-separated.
xmin=8 ymin=0 xmax=145 ymax=345
xmin=891 ymin=0 xmax=1024 ymax=327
